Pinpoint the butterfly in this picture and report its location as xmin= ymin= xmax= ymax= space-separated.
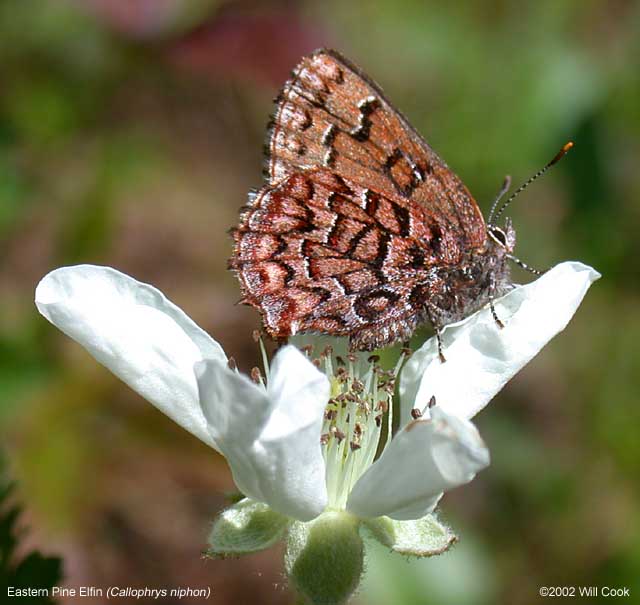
xmin=229 ymin=49 xmax=567 ymax=359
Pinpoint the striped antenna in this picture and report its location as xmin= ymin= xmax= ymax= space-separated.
xmin=489 ymin=142 xmax=574 ymax=225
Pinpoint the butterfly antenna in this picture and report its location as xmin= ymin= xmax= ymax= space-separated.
xmin=491 ymin=141 xmax=574 ymax=226
xmin=488 ymin=175 xmax=512 ymax=225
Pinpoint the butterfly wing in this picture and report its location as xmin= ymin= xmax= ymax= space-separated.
xmin=231 ymin=169 xmax=454 ymax=349
xmin=231 ymin=49 xmax=492 ymax=349
xmin=267 ymin=48 xmax=487 ymax=249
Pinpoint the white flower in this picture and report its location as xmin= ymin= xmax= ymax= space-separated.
xmin=35 ymin=262 xmax=599 ymax=526
xmin=35 ymin=261 xmax=598 ymax=604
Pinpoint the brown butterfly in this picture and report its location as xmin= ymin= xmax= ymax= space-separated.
xmin=229 ymin=49 xmax=570 ymax=359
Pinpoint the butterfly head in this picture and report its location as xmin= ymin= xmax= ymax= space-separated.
xmin=487 ymin=218 xmax=516 ymax=253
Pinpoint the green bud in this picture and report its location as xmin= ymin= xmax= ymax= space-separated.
xmin=205 ymin=498 xmax=289 ymax=558
xmin=285 ymin=511 xmax=364 ymax=605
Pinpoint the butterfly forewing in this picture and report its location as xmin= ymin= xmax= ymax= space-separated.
xmin=268 ymin=49 xmax=486 ymax=247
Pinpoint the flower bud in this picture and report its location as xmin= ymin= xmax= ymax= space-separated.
xmin=285 ymin=511 xmax=364 ymax=605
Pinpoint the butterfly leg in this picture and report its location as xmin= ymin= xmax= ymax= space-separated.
xmin=489 ymin=299 xmax=505 ymax=329
xmin=435 ymin=329 xmax=446 ymax=363
xmin=425 ymin=305 xmax=446 ymax=363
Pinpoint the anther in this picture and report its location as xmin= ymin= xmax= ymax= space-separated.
xmin=252 ymin=329 xmax=261 ymax=343
xmin=250 ymin=367 xmax=262 ymax=384
xmin=428 ymin=395 xmax=437 ymax=409
xmin=351 ymin=379 xmax=364 ymax=393
xmin=331 ymin=427 xmax=346 ymax=442
xmin=335 ymin=367 xmax=348 ymax=382
xmin=324 ymin=409 xmax=338 ymax=421
xmin=411 ymin=408 xmax=423 ymax=419
xmin=227 ymin=357 xmax=237 ymax=370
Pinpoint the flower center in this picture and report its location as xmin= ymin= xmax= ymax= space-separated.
xmin=314 ymin=347 xmax=404 ymax=509
xmin=250 ymin=334 xmax=407 ymax=511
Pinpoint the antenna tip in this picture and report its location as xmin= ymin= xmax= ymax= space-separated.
xmin=549 ymin=141 xmax=574 ymax=166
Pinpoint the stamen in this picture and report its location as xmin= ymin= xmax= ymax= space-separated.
xmin=332 ymin=427 xmax=346 ymax=442
xmin=257 ymin=335 xmax=270 ymax=377
xmin=325 ymin=409 xmax=338 ymax=421
xmin=416 ymin=394 xmax=438 ymax=418
xmin=317 ymin=344 xmax=396 ymax=509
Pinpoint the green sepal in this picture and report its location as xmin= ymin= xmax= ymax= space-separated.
xmin=285 ymin=511 xmax=364 ymax=605
xmin=204 ymin=498 xmax=289 ymax=558
xmin=361 ymin=513 xmax=457 ymax=557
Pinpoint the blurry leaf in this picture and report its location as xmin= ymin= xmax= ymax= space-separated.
xmin=0 ymin=0 xmax=113 ymax=72
xmin=59 ymin=138 xmax=158 ymax=263
xmin=0 ymin=323 xmax=50 ymax=420
xmin=5 ymin=79 xmax=80 ymax=146
xmin=0 ymin=155 xmax=30 ymax=239
xmin=564 ymin=116 xmax=619 ymax=262
xmin=0 ymin=453 xmax=63 ymax=603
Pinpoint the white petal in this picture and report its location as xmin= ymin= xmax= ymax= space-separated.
xmin=35 ymin=265 xmax=226 ymax=449
xmin=196 ymin=345 xmax=330 ymax=521
xmin=400 ymin=261 xmax=600 ymax=422
xmin=347 ymin=407 xmax=489 ymax=520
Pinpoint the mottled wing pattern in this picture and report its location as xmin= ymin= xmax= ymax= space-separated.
xmin=231 ymin=49 xmax=489 ymax=349
xmin=233 ymin=169 xmax=459 ymax=349
xmin=268 ymin=49 xmax=486 ymax=246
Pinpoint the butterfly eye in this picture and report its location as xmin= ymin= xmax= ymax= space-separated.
xmin=489 ymin=227 xmax=508 ymax=247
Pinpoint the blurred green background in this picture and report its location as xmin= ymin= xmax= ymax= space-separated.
xmin=1 ymin=1 xmax=639 ymax=603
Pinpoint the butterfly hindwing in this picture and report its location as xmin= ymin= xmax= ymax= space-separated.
xmin=231 ymin=169 xmax=451 ymax=349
